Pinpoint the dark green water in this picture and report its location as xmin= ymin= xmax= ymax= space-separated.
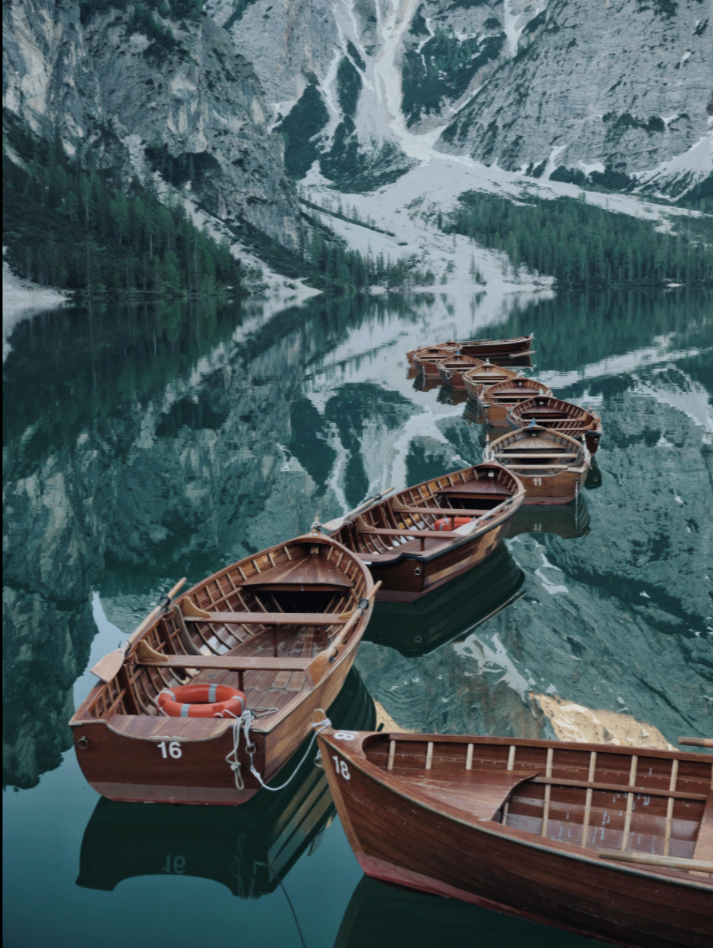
xmin=3 ymin=287 xmax=712 ymax=948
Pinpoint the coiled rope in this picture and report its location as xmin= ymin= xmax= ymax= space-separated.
xmin=226 ymin=709 xmax=331 ymax=792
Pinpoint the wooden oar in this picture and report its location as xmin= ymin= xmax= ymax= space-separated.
xmin=679 ymin=737 xmax=713 ymax=748
xmin=90 ymin=578 xmax=187 ymax=683
xmin=321 ymin=488 xmax=395 ymax=532
xmin=597 ymin=849 xmax=713 ymax=873
xmin=307 ymin=582 xmax=381 ymax=685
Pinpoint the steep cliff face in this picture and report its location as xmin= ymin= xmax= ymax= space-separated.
xmin=439 ymin=0 xmax=713 ymax=193
xmin=2 ymin=0 xmax=302 ymax=248
xmin=208 ymin=0 xmax=710 ymax=196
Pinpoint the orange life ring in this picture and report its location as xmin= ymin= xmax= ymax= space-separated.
xmin=157 ymin=683 xmax=246 ymax=718
xmin=433 ymin=516 xmax=474 ymax=532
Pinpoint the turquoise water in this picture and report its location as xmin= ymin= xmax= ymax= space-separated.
xmin=3 ymin=287 xmax=712 ymax=948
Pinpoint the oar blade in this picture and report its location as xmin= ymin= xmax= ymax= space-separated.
xmin=90 ymin=648 xmax=125 ymax=683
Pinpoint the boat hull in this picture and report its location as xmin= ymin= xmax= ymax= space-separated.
xmin=367 ymin=521 xmax=511 ymax=602
xmin=72 ymin=648 xmax=357 ymax=805
xmin=515 ymin=467 xmax=588 ymax=505
xmin=322 ymin=741 xmax=713 ymax=948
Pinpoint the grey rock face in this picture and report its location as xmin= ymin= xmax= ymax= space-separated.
xmin=2 ymin=0 xmax=302 ymax=248
xmin=438 ymin=0 xmax=713 ymax=183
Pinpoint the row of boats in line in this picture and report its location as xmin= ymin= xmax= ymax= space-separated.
xmin=71 ymin=333 xmax=711 ymax=948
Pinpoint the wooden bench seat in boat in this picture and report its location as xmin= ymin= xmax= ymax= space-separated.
xmin=237 ymin=555 xmax=353 ymax=590
xmin=390 ymin=767 xmax=539 ymax=820
xmin=439 ymin=480 xmax=511 ymax=495
xmin=390 ymin=506 xmax=489 ymax=517
xmin=500 ymin=451 xmax=579 ymax=461
xmin=183 ymin=611 xmax=346 ymax=626
xmin=500 ymin=463 xmax=574 ymax=470
xmin=356 ymin=526 xmax=459 ymax=540
xmin=134 ymin=647 xmax=314 ymax=673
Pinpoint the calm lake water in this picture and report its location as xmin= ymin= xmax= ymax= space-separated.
xmin=3 ymin=287 xmax=712 ymax=948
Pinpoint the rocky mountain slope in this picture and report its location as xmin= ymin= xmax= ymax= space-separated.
xmin=3 ymin=0 xmax=302 ymax=250
xmin=211 ymin=0 xmax=710 ymax=197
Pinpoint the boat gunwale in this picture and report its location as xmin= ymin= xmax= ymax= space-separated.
xmin=332 ymin=463 xmax=525 ymax=566
xmin=319 ymin=730 xmax=713 ymax=892
xmin=487 ymin=425 xmax=589 ymax=474
xmin=71 ymin=534 xmax=374 ymax=734
xmin=479 ymin=376 xmax=553 ymax=404
xmin=508 ymin=395 xmax=602 ymax=432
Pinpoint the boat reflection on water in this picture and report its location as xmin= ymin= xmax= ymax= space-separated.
xmin=335 ymin=868 xmax=599 ymax=948
xmin=437 ymin=385 xmax=469 ymax=406
xmin=76 ymin=667 xmax=375 ymax=898
xmin=507 ymin=494 xmax=591 ymax=540
xmin=364 ymin=543 xmax=524 ymax=656
xmin=412 ymin=373 xmax=441 ymax=393
xmin=585 ymin=456 xmax=603 ymax=490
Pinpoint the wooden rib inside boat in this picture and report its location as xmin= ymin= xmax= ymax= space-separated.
xmin=70 ymin=534 xmax=375 ymax=805
xmin=435 ymin=355 xmax=484 ymax=389
xmin=478 ymin=376 xmax=553 ymax=427
xmin=324 ymin=463 xmax=525 ymax=602
xmin=319 ymin=727 xmax=713 ymax=948
xmin=463 ymin=363 xmax=519 ymax=402
xmin=485 ymin=426 xmax=590 ymax=504
xmin=508 ymin=395 xmax=603 ymax=454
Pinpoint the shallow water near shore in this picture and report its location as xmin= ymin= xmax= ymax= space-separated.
xmin=3 ymin=286 xmax=712 ymax=948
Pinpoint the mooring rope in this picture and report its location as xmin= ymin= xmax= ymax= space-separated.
xmin=226 ymin=709 xmax=331 ymax=792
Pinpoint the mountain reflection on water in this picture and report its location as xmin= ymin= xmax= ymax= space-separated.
xmin=3 ymin=286 xmax=712 ymax=948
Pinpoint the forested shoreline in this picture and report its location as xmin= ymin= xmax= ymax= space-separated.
xmin=3 ymin=124 xmax=243 ymax=299
xmin=446 ymin=192 xmax=713 ymax=287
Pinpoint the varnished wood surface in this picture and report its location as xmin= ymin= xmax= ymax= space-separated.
xmin=319 ymin=730 xmax=713 ymax=948
xmin=182 ymin=611 xmax=347 ymax=625
xmin=70 ymin=534 xmax=374 ymax=805
xmin=486 ymin=426 xmax=590 ymax=504
xmin=478 ymin=376 xmax=553 ymax=426
xmin=463 ymin=364 xmax=519 ymax=401
xmin=332 ymin=463 xmax=525 ymax=600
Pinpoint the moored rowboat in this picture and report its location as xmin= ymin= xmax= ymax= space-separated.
xmin=478 ymin=376 xmax=552 ymax=427
xmin=436 ymin=354 xmax=484 ymax=389
xmin=318 ymin=725 xmax=713 ymax=948
xmin=463 ymin=363 xmax=519 ymax=402
xmin=508 ymin=395 xmax=603 ymax=454
xmin=409 ymin=345 xmax=458 ymax=377
xmin=406 ymin=342 xmax=457 ymax=367
xmin=70 ymin=534 xmax=375 ymax=805
xmin=322 ymin=463 xmax=525 ymax=602
xmin=485 ymin=425 xmax=590 ymax=504
xmin=76 ymin=666 xmax=376 ymax=896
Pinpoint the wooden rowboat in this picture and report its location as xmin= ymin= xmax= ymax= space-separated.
xmin=478 ymin=376 xmax=553 ymax=427
xmin=485 ymin=426 xmax=590 ymax=505
xmin=70 ymin=534 xmax=376 ymax=805
xmin=77 ymin=666 xmax=375 ymax=897
xmin=409 ymin=335 xmax=534 ymax=364
xmin=322 ymin=463 xmax=525 ymax=602
xmin=318 ymin=726 xmax=713 ymax=948
xmin=435 ymin=355 xmax=484 ymax=389
xmin=410 ymin=345 xmax=458 ymax=377
xmin=454 ymin=333 xmax=534 ymax=360
xmin=406 ymin=342 xmax=457 ymax=367
xmin=463 ymin=363 xmax=520 ymax=402
xmin=508 ymin=395 xmax=603 ymax=454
